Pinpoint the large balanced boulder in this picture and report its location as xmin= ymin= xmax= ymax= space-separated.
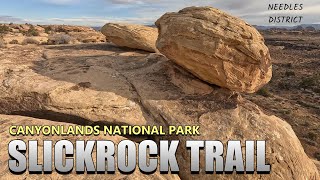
xmin=101 ymin=23 xmax=158 ymax=52
xmin=156 ymin=6 xmax=272 ymax=93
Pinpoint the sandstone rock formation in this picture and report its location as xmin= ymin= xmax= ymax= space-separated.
xmin=0 ymin=24 xmax=106 ymax=45
xmin=156 ymin=7 xmax=272 ymax=93
xmin=101 ymin=23 xmax=158 ymax=52
xmin=0 ymin=114 xmax=180 ymax=180
xmin=68 ymin=31 xmax=106 ymax=43
xmin=0 ymin=44 xmax=318 ymax=179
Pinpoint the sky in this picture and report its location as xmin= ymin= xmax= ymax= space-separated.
xmin=0 ymin=0 xmax=319 ymax=26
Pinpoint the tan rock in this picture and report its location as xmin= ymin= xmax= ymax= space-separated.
xmin=0 ymin=43 xmax=318 ymax=179
xmin=0 ymin=38 xmax=5 ymax=48
xmin=68 ymin=31 xmax=106 ymax=43
xmin=0 ymin=45 xmax=151 ymax=126
xmin=101 ymin=23 xmax=158 ymax=52
xmin=156 ymin=6 xmax=272 ymax=93
xmin=34 ymin=25 xmax=45 ymax=32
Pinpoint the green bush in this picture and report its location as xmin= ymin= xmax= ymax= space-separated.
xmin=0 ymin=25 xmax=10 ymax=34
xmin=256 ymin=88 xmax=272 ymax=97
xmin=44 ymin=26 xmax=52 ymax=34
xmin=24 ymin=26 xmax=39 ymax=36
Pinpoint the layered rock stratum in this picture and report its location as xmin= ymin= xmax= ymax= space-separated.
xmin=0 ymin=44 xmax=318 ymax=179
xmin=101 ymin=23 xmax=158 ymax=52
xmin=156 ymin=7 xmax=272 ymax=93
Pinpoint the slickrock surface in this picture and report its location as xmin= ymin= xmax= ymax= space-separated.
xmin=0 ymin=24 xmax=106 ymax=45
xmin=101 ymin=23 xmax=158 ymax=52
xmin=156 ymin=7 xmax=272 ymax=93
xmin=0 ymin=44 xmax=318 ymax=179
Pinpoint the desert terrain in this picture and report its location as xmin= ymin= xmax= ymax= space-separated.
xmin=247 ymin=29 xmax=320 ymax=162
xmin=0 ymin=8 xmax=319 ymax=179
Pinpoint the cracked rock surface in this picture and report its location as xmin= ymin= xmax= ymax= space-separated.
xmin=101 ymin=23 xmax=158 ymax=53
xmin=156 ymin=7 xmax=272 ymax=93
xmin=0 ymin=43 xmax=318 ymax=179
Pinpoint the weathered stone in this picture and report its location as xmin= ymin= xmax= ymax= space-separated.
xmin=101 ymin=23 xmax=158 ymax=52
xmin=0 ymin=43 xmax=318 ymax=179
xmin=156 ymin=6 xmax=272 ymax=93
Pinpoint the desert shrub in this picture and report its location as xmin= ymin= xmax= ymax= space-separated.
xmin=56 ymin=26 xmax=69 ymax=33
xmin=22 ymin=37 xmax=40 ymax=45
xmin=299 ymin=75 xmax=319 ymax=88
xmin=285 ymin=71 xmax=295 ymax=76
xmin=47 ymin=34 xmax=74 ymax=45
xmin=24 ymin=26 xmax=39 ymax=36
xmin=44 ymin=26 xmax=53 ymax=34
xmin=315 ymin=152 xmax=320 ymax=161
xmin=278 ymin=82 xmax=291 ymax=90
xmin=306 ymin=132 xmax=317 ymax=141
xmin=0 ymin=25 xmax=10 ymax=34
xmin=256 ymin=87 xmax=272 ymax=97
xmin=9 ymin=39 xmax=19 ymax=44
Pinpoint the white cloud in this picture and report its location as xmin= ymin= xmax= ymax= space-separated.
xmin=125 ymin=0 xmax=320 ymax=25
xmin=2 ymin=1 xmax=320 ymax=26
xmin=39 ymin=0 xmax=80 ymax=5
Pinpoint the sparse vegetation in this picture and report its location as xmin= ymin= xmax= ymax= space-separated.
xmin=315 ymin=152 xmax=320 ymax=161
xmin=299 ymin=75 xmax=319 ymax=89
xmin=0 ymin=25 xmax=10 ymax=34
xmin=285 ymin=63 xmax=293 ymax=68
xmin=285 ymin=71 xmax=295 ymax=76
xmin=306 ymin=132 xmax=317 ymax=141
xmin=24 ymin=25 xmax=40 ymax=36
xmin=47 ymin=34 xmax=74 ymax=45
xmin=22 ymin=37 xmax=40 ymax=45
xmin=257 ymin=87 xmax=272 ymax=97
xmin=44 ymin=26 xmax=53 ymax=34
xmin=56 ymin=26 xmax=69 ymax=33
xmin=278 ymin=81 xmax=291 ymax=90
xmin=9 ymin=39 xmax=19 ymax=44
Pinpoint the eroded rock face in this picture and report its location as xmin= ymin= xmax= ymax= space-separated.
xmin=0 ymin=44 xmax=318 ymax=179
xmin=101 ymin=23 xmax=158 ymax=52
xmin=156 ymin=6 xmax=272 ymax=93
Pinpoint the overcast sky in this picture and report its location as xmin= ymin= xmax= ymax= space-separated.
xmin=0 ymin=0 xmax=319 ymax=26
